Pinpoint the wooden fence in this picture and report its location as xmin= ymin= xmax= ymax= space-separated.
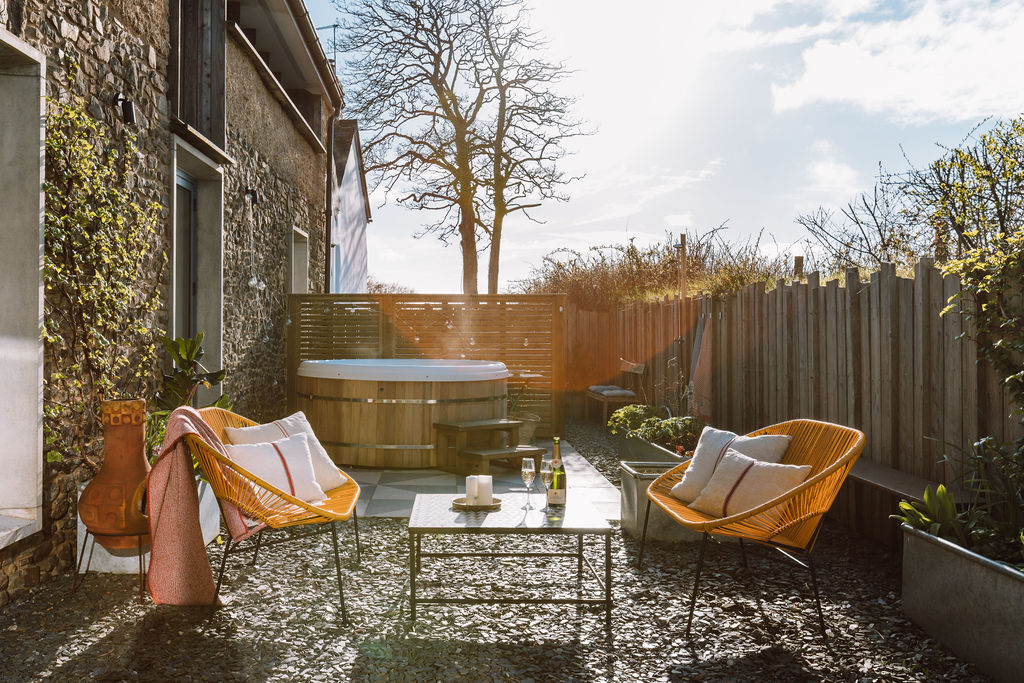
xmin=567 ymin=259 xmax=1022 ymax=545
xmin=286 ymin=294 xmax=567 ymax=436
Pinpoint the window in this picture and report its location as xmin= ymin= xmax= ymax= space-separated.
xmin=174 ymin=171 xmax=199 ymax=339
xmin=291 ymin=228 xmax=309 ymax=294
xmin=169 ymin=0 xmax=226 ymax=147
xmin=0 ymin=28 xmax=44 ymax=548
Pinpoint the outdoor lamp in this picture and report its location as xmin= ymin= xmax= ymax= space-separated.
xmin=114 ymin=93 xmax=135 ymax=125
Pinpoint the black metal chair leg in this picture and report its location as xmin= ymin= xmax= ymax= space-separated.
xmin=352 ymin=509 xmax=362 ymax=565
xmin=72 ymin=531 xmax=97 ymax=594
xmin=738 ymin=538 xmax=750 ymax=573
xmin=330 ymin=521 xmax=350 ymax=624
xmin=807 ymin=554 xmax=828 ymax=642
xmin=213 ymin=535 xmax=233 ymax=605
xmin=137 ymin=534 xmax=146 ymax=602
xmin=685 ymin=533 xmax=709 ymax=639
xmin=637 ymin=499 xmax=652 ymax=569
xmin=251 ymin=532 xmax=263 ymax=566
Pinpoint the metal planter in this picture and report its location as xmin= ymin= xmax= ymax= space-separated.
xmin=618 ymin=435 xmax=687 ymax=463
xmin=620 ymin=461 xmax=701 ymax=543
xmin=901 ymin=524 xmax=1024 ymax=683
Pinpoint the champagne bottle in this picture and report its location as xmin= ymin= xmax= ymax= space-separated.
xmin=547 ymin=437 xmax=566 ymax=506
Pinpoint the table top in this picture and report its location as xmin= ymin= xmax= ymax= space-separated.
xmin=408 ymin=493 xmax=612 ymax=535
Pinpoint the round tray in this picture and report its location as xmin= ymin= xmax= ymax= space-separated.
xmin=452 ymin=496 xmax=502 ymax=512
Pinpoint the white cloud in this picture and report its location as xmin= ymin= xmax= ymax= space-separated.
xmin=769 ymin=0 xmax=1024 ymax=123
xmin=804 ymin=139 xmax=863 ymax=201
xmin=664 ymin=213 xmax=695 ymax=228
xmin=564 ymin=159 xmax=723 ymax=229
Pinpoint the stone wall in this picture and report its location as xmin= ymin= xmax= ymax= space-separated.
xmin=0 ymin=0 xmax=171 ymax=607
xmin=221 ymin=34 xmax=327 ymax=422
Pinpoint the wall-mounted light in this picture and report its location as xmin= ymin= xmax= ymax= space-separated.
xmin=114 ymin=93 xmax=135 ymax=125
xmin=244 ymin=188 xmax=260 ymax=204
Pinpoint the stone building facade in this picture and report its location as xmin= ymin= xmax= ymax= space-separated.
xmin=0 ymin=0 xmax=359 ymax=606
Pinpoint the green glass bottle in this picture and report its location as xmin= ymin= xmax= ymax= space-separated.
xmin=547 ymin=437 xmax=566 ymax=506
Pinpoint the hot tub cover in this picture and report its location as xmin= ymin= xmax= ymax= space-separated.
xmin=297 ymin=359 xmax=510 ymax=382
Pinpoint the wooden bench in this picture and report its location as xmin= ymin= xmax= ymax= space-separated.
xmin=434 ymin=419 xmax=523 ymax=473
xmin=837 ymin=458 xmax=965 ymax=551
xmin=849 ymin=459 xmax=959 ymax=502
xmin=585 ymin=359 xmax=646 ymax=425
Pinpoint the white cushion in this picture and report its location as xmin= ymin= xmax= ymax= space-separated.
xmin=670 ymin=426 xmax=791 ymax=502
xmin=600 ymin=389 xmax=636 ymax=397
xmin=587 ymin=385 xmax=620 ymax=393
xmin=224 ymin=411 xmax=347 ymax=491
xmin=689 ymin=449 xmax=811 ymax=517
xmin=224 ymin=433 xmax=327 ymax=503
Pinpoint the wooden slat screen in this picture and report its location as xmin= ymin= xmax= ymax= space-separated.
xmin=287 ymin=294 xmax=566 ymax=436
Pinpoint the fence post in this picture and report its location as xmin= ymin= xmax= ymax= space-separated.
xmin=552 ymin=295 xmax=567 ymax=436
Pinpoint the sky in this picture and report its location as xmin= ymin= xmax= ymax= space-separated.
xmin=306 ymin=0 xmax=1024 ymax=293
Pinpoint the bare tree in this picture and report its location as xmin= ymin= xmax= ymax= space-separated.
xmin=472 ymin=1 xmax=584 ymax=294
xmin=339 ymin=0 xmax=488 ymax=293
xmin=797 ymin=172 xmax=932 ymax=273
xmin=338 ymin=0 xmax=583 ymax=294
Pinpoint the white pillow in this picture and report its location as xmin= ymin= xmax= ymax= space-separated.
xmin=224 ymin=411 xmax=347 ymax=491
xmin=670 ymin=426 xmax=791 ymax=502
xmin=689 ymin=449 xmax=811 ymax=517
xmin=600 ymin=389 xmax=636 ymax=397
xmin=224 ymin=433 xmax=327 ymax=504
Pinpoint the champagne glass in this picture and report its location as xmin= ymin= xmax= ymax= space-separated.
xmin=521 ymin=458 xmax=536 ymax=510
xmin=539 ymin=461 xmax=554 ymax=510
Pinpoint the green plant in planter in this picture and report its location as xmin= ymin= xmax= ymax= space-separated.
xmin=146 ymin=332 xmax=231 ymax=463
xmin=635 ymin=415 xmax=706 ymax=453
xmin=892 ymin=485 xmax=970 ymax=546
xmin=893 ymin=439 xmax=1024 ymax=569
xmin=607 ymin=404 xmax=660 ymax=435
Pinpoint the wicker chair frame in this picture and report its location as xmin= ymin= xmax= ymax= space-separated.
xmin=639 ymin=419 xmax=865 ymax=641
xmin=186 ymin=408 xmax=362 ymax=621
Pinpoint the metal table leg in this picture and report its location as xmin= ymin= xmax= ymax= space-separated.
xmin=605 ymin=533 xmax=612 ymax=631
xmin=577 ymin=534 xmax=584 ymax=585
xmin=409 ymin=531 xmax=417 ymax=621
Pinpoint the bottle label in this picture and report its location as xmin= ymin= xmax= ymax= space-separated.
xmin=547 ymin=486 xmax=566 ymax=505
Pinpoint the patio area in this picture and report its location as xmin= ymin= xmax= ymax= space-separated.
xmin=0 ymin=422 xmax=984 ymax=682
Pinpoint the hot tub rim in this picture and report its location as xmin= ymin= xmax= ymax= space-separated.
xmin=297 ymin=358 xmax=511 ymax=383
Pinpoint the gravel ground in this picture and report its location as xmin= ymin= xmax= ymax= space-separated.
xmin=0 ymin=422 xmax=985 ymax=682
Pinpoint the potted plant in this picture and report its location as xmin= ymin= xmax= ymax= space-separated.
xmin=148 ymin=333 xmax=232 ymax=545
xmin=608 ymin=405 xmax=703 ymax=463
xmin=892 ymin=438 xmax=1024 ymax=683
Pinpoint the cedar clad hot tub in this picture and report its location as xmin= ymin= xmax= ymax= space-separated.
xmin=296 ymin=359 xmax=510 ymax=468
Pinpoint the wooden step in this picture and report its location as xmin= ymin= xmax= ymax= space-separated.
xmin=461 ymin=445 xmax=546 ymax=459
xmin=433 ymin=418 xmax=523 ymax=432
xmin=458 ymin=445 xmax=547 ymax=475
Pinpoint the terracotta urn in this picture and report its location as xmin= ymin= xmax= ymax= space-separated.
xmin=78 ymin=399 xmax=150 ymax=549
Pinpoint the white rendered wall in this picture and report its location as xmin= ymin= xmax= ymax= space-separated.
xmin=330 ymin=147 xmax=368 ymax=293
xmin=0 ymin=28 xmax=44 ymax=547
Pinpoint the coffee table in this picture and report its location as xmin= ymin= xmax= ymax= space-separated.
xmin=407 ymin=493 xmax=613 ymax=629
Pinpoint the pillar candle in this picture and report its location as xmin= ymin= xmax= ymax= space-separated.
xmin=465 ymin=476 xmax=479 ymax=505
xmin=477 ymin=475 xmax=493 ymax=506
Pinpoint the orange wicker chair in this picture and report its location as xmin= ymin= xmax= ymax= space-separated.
xmin=639 ymin=419 xmax=865 ymax=640
xmin=187 ymin=408 xmax=362 ymax=621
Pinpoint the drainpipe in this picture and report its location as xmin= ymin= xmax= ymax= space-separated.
xmin=325 ymin=106 xmax=341 ymax=293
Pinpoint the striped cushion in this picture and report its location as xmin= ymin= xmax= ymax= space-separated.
xmin=670 ymin=426 xmax=791 ymax=502
xmin=224 ymin=433 xmax=326 ymax=504
xmin=224 ymin=411 xmax=347 ymax=491
xmin=689 ymin=449 xmax=810 ymax=517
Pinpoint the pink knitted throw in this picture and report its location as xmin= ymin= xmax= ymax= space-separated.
xmin=146 ymin=407 xmax=263 ymax=605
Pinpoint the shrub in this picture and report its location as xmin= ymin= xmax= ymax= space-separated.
xmin=606 ymin=404 xmax=660 ymax=436
xmin=635 ymin=416 xmax=706 ymax=453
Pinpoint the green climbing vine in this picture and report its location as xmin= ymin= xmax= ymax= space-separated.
xmin=42 ymin=63 xmax=164 ymax=467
